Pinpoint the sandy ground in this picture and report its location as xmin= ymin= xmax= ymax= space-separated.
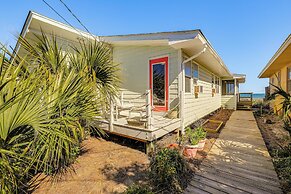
xmin=33 ymin=138 xmax=149 ymax=194
xmin=33 ymin=109 xmax=233 ymax=194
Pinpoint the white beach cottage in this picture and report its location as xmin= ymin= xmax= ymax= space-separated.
xmin=16 ymin=11 xmax=246 ymax=151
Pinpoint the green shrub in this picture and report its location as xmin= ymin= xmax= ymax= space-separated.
xmin=273 ymin=144 xmax=291 ymax=192
xmin=184 ymin=126 xmax=206 ymax=145
xmin=124 ymin=184 xmax=153 ymax=194
xmin=149 ymin=148 xmax=191 ymax=193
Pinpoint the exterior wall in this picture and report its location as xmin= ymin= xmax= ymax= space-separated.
xmin=183 ymin=64 xmax=222 ymax=126
xmin=221 ymin=95 xmax=236 ymax=109
xmin=269 ymin=62 xmax=291 ymax=114
xmin=113 ymin=46 xmax=179 ymax=109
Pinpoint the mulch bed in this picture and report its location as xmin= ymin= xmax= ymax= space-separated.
xmin=203 ymin=121 xmax=220 ymax=130
xmin=254 ymin=111 xmax=291 ymax=193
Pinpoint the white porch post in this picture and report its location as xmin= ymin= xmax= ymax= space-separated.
xmin=146 ymin=89 xmax=152 ymax=129
xmin=179 ymin=49 xmax=185 ymax=134
xmin=234 ymin=79 xmax=237 ymax=110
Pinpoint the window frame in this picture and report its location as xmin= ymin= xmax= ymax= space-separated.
xmin=183 ymin=57 xmax=199 ymax=94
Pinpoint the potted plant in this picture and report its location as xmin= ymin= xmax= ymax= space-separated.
xmin=182 ymin=126 xmax=207 ymax=158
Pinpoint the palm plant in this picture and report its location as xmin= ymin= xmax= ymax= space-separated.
xmin=269 ymin=83 xmax=291 ymax=135
xmin=70 ymin=39 xmax=120 ymax=107
xmin=0 ymin=32 xmax=119 ymax=193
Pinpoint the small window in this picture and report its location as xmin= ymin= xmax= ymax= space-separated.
xmin=277 ymin=70 xmax=281 ymax=84
xmin=288 ymin=68 xmax=291 ymax=93
xmin=192 ymin=63 xmax=198 ymax=79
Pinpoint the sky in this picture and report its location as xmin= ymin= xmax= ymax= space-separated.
xmin=1 ymin=0 xmax=291 ymax=93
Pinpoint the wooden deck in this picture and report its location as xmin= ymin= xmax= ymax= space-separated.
xmin=99 ymin=112 xmax=181 ymax=142
xmin=185 ymin=110 xmax=282 ymax=194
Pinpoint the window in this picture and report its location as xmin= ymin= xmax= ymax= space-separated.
xmin=222 ymin=80 xmax=235 ymax=95
xmin=288 ymin=67 xmax=291 ymax=93
xmin=184 ymin=60 xmax=199 ymax=93
xmin=185 ymin=61 xmax=192 ymax=93
xmin=192 ymin=63 xmax=198 ymax=79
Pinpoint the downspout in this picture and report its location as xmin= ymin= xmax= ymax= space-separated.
xmin=179 ymin=44 xmax=207 ymax=134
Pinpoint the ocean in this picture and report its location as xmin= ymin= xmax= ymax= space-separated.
xmin=253 ymin=93 xmax=265 ymax=99
xmin=239 ymin=93 xmax=265 ymax=99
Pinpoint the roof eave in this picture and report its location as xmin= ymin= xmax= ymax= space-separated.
xmin=258 ymin=34 xmax=291 ymax=78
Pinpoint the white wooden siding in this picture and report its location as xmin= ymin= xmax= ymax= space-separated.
xmin=184 ymin=65 xmax=221 ymax=126
xmin=113 ymin=46 xmax=179 ymax=109
xmin=221 ymin=95 xmax=236 ymax=109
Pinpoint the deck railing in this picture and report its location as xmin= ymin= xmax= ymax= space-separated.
xmin=110 ymin=90 xmax=151 ymax=129
xmin=238 ymin=92 xmax=253 ymax=103
xmin=110 ymin=89 xmax=182 ymax=130
xmin=237 ymin=92 xmax=253 ymax=110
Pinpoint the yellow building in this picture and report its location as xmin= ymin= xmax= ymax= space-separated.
xmin=258 ymin=34 xmax=291 ymax=114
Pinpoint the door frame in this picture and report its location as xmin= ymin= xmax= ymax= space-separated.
xmin=149 ymin=56 xmax=169 ymax=112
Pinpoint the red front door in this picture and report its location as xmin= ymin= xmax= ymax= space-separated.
xmin=149 ymin=57 xmax=169 ymax=111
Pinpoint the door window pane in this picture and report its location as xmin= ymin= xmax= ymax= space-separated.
xmin=153 ymin=63 xmax=165 ymax=106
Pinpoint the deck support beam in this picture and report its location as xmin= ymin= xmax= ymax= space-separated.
xmin=109 ymin=100 xmax=114 ymax=132
xmin=145 ymin=141 xmax=155 ymax=154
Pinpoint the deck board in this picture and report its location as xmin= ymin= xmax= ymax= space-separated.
xmin=185 ymin=110 xmax=282 ymax=194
